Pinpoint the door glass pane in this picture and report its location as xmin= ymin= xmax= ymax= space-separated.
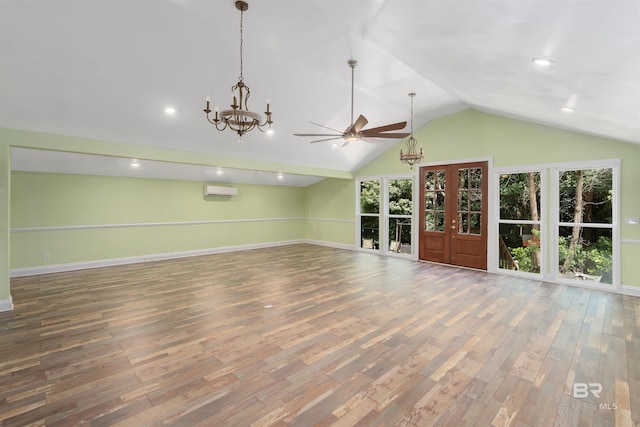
xmin=436 ymin=170 xmax=446 ymax=189
xmin=559 ymin=168 xmax=612 ymax=224
xmin=435 ymin=212 xmax=445 ymax=231
xmin=470 ymin=213 xmax=481 ymax=234
xmin=458 ymin=190 xmax=468 ymax=212
xmin=389 ymin=218 xmax=412 ymax=254
xmin=458 ymin=213 xmax=468 ymax=233
xmin=470 ymin=167 xmax=482 ymax=189
xmin=457 ymin=169 xmax=482 ymax=236
xmin=425 ymin=192 xmax=434 ymax=210
xmin=558 ymin=226 xmax=612 ymax=284
xmin=424 ymin=169 xmax=445 ymax=232
xmin=361 ymin=216 xmax=379 ymax=249
xmin=425 ymin=171 xmax=435 ymax=190
xmin=425 ymin=211 xmax=434 ymax=231
xmin=500 ymin=172 xmax=541 ymax=221
xmin=360 ymin=180 xmax=380 ymax=214
xmin=458 ymin=169 xmax=468 ymax=189
xmin=470 ymin=190 xmax=482 ymax=212
xmin=498 ymin=223 xmax=541 ymax=273
xmin=435 ymin=192 xmax=445 ymax=210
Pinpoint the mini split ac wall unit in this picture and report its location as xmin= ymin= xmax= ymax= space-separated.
xmin=203 ymin=185 xmax=238 ymax=197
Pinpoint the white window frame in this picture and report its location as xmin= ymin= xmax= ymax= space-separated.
xmin=493 ymin=166 xmax=546 ymax=280
xmin=356 ymin=178 xmax=382 ymax=252
xmin=356 ymin=174 xmax=416 ymax=259
xmin=550 ymin=159 xmax=620 ymax=289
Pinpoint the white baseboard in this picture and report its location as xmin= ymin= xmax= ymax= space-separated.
xmin=0 ymin=296 xmax=13 ymax=313
xmin=621 ymin=285 xmax=640 ymax=297
xmin=10 ymin=239 xmax=305 ymax=278
xmin=302 ymin=239 xmax=355 ymax=251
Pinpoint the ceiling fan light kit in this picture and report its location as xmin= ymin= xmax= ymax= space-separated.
xmin=203 ymin=1 xmax=273 ymax=140
xmin=294 ymin=59 xmax=410 ymax=147
xmin=399 ymin=92 xmax=424 ymax=169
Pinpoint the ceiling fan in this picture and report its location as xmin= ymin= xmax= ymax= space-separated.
xmin=294 ymin=60 xmax=411 ymax=147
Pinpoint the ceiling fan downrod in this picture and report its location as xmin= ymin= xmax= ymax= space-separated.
xmin=348 ymin=59 xmax=357 ymax=128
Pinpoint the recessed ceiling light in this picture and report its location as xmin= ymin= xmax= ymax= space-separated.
xmin=532 ymin=57 xmax=554 ymax=67
xmin=561 ymin=106 xmax=574 ymax=113
xmin=266 ymin=128 xmax=274 ymax=135
xmin=164 ymin=106 xmax=176 ymax=115
xmin=331 ymin=143 xmax=338 ymax=149
xmin=216 ymin=167 xmax=223 ymax=175
xmin=277 ymin=173 xmax=284 ymax=180
xmin=131 ymin=159 xmax=140 ymax=169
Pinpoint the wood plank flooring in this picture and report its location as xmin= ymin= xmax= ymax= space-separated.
xmin=1 ymin=243 xmax=639 ymax=426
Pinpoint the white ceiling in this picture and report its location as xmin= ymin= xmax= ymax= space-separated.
xmin=1 ymin=0 xmax=639 ymax=185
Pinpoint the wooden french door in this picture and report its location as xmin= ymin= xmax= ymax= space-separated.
xmin=419 ymin=161 xmax=488 ymax=270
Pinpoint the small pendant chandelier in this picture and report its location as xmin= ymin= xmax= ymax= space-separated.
xmin=203 ymin=1 xmax=273 ymax=141
xmin=399 ymin=92 xmax=423 ymax=169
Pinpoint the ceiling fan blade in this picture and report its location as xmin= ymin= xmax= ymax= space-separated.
xmin=309 ymin=121 xmax=343 ymax=133
xmin=342 ymin=140 xmax=351 ymax=147
xmin=362 ymin=121 xmax=407 ymax=134
xmin=294 ymin=133 xmax=342 ymax=137
xmin=350 ymin=115 xmax=368 ymax=133
xmin=361 ymin=132 xmax=411 ymax=139
xmin=362 ymin=137 xmax=383 ymax=145
xmin=309 ymin=137 xmax=344 ymax=144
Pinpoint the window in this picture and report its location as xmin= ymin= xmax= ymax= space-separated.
xmin=497 ymin=171 xmax=543 ymax=274
xmin=388 ymin=179 xmax=413 ymax=255
xmin=357 ymin=176 xmax=414 ymax=256
xmin=555 ymin=167 xmax=615 ymax=285
xmin=494 ymin=160 xmax=619 ymax=288
xmin=359 ymin=180 xmax=380 ymax=250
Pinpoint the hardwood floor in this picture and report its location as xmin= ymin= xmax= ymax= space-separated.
xmin=1 ymin=243 xmax=639 ymax=426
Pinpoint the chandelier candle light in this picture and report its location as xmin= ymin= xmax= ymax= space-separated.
xmin=203 ymin=1 xmax=273 ymax=141
xmin=399 ymin=92 xmax=423 ymax=169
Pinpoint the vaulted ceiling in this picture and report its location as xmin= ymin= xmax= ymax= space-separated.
xmin=2 ymin=0 xmax=639 ymax=180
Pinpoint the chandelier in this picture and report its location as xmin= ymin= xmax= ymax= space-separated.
xmin=399 ymin=92 xmax=423 ymax=169
xmin=203 ymin=1 xmax=272 ymax=141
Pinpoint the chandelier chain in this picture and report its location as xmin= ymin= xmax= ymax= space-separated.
xmin=239 ymin=7 xmax=244 ymax=81
xmin=410 ymin=93 xmax=414 ymax=134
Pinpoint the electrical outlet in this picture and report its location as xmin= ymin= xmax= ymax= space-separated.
xmin=42 ymin=252 xmax=49 ymax=260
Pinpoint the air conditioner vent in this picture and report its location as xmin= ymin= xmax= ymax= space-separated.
xmin=203 ymin=185 xmax=237 ymax=197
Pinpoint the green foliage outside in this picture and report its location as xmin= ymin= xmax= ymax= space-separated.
xmin=389 ymin=179 xmax=413 ymax=215
xmin=510 ymin=228 xmax=540 ymax=273
xmin=360 ymin=180 xmax=380 ymax=214
xmin=558 ymin=235 xmax=612 ymax=283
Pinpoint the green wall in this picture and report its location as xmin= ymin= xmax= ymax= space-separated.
xmin=11 ymin=172 xmax=306 ymax=270
xmin=304 ymin=177 xmax=355 ymax=246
